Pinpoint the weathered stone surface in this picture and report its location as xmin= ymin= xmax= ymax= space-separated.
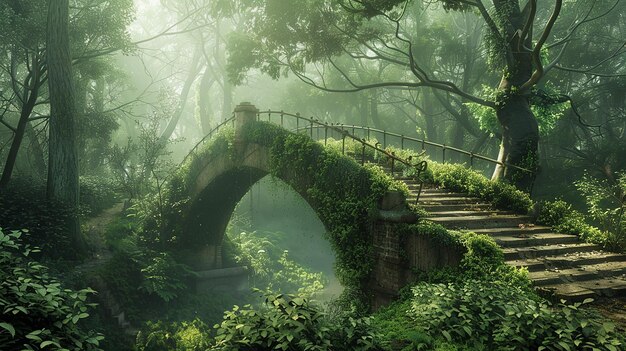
xmin=417 ymin=186 xmax=626 ymax=302
xmin=379 ymin=190 xmax=406 ymax=210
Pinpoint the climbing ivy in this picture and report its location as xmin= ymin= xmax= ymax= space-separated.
xmin=241 ymin=122 xmax=409 ymax=309
xmin=149 ymin=121 xmax=412 ymax=310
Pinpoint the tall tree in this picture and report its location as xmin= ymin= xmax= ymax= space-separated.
xmin=46 ymin=0 xmax=84 ymax=255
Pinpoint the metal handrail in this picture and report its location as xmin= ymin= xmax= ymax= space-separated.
xmin=287 ymin=124 xmax=533 ymax=174
xmin=179 ymin=115 xmax=236 ymax=167
xmin=256 ymin=110 xmax=429 ymax=203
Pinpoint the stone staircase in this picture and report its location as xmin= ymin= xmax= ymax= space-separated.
xmin=395 ymin=174 xmax=626 ymax=301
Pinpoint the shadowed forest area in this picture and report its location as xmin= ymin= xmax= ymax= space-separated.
xmin=1 ymin=0 xmax=626 ymax=350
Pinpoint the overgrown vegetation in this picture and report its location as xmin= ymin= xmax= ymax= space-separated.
xmin=211 ymin=291 xmax=379 ymax=351
xmin=152 ymin=121 xmax=412 ymax=309
xmin=424 ymin=161 xmax=626 ymax=251
xmin=0 ymin=228 xmax=104 ymax=350
xmin=371 ymin=226 xmax=625 ymax=351
xmin=225 ymin=229 xmax=326 ymax=297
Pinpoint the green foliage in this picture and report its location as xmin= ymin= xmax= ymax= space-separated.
xmin=466 ymin=85 xmax=568 ymax=137
xmin=576 ymin=173 xmax=626 ymax=251
xmin=536 ymin=199 xmax=607 ymax=247
xmin=138 ymin=252 xmax=192 ymax=302
xmin=410 ymin=281 xmax=625 ymax=351
xmin=427 ymin=162 xmax=533 ymax=213
xmin=135 ymin=319 xmax=211 ymax=351
xmin=228 ymin=229 xmax=327 ymax=296
xmin=0 ymin=228 xmax=104 ymax=350
xmin=210 ymin=290 xmax=379 ymax=351
xmin=0 ymin=180 xmax=76 ymax=259
xmin=79 ymin=175 xmax=119 ymax=216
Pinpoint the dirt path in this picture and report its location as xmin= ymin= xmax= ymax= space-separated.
xmin=78 ymin=201 xmax=125 ymax=271
xmin=593 ymin=297 xmax=626 ymax=330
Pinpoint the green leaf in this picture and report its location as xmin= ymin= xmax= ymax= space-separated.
xmin=441 ymin=330 xmax=452 ymax=342
xmin=0 ymin=322 xmax=15 ymax=337
xmin=40 ymin=340 xmax=60 ymax=348
xmin=557 ymin=341 xmax=571 ymax=351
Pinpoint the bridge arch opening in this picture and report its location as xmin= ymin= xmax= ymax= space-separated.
xmin=228 ymin=176 xmax=342 ymax=300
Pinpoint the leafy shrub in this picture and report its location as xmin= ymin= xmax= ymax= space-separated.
xmin=410 ymin=280 xmax=625 ymax=351
xmin=576 ymin=173 xmax=626 ymax=251
xmin=0 ymin=228 xmax=103 ymax=350
xmin=536 ymin=200 xmax=606 ymax=246
xmin=0 ymin=180 xmax=76 ymax=258
xmin=138 ymin=252 xmax=192 ymax=302
xmin=135 ymin=319 xmax=211 ymax=351
xmin=426 ymin=162 xmax=533 ymax=213
xmin=210 ymin=291 xmax=379 ymax=351
xmin=79 ymin=175 xmax=119 ymax=216
xmin=226 ymin=229 xmax=327 ymax=297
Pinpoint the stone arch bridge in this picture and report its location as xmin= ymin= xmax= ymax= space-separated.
xmin=156 ymin=102 xmax=462 ymax=308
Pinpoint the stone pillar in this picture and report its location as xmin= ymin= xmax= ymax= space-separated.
xmin=234 ymin=102 xmax=259 ymax=138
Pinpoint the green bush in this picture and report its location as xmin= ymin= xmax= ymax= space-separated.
xmin=225 ymin=229 xmax=327 ymax=297
xmin=426 ymin=162 xmax=533 ymax=213
xmin=135 ymin=319 xmax=211 ymax=351
xmin=0 ymin=180 xmax=76 ymax=259
xmin=576 ymin=173 xmax=626 ymax=251
xmin=210 ymin=291 xmax=379 ymax=351
xmin=536 ymin=200 xmax=606 ymax=246
xmin=0 ymin=228 xmax=104 ymax=350
xmin=79 ymin=175 xmax=119 ymax=216
xmin=409 ymin=280 xmax=625 ymax=351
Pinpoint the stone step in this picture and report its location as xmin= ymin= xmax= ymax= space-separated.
xmin=428 ymin=215 xmax=533 ymax=230
xmin=472 ymin=225 xmax=553 ymax=237
xmin=427 ymin=210 xmax=514 ymax=218
xmin=419 ymin=189 xmax=462 ymax=196
xmin=508 ymin=252 xmax=626 ymax=272
xmin=529 ymin=261 xmax=626 ymax=286
xmin=421 ymin=203 xmax=494 ymax=212
xmin=503 ymin=242 xmax=599 ymax=261
xmin=414 ymin=196 xmax=485 ymax=205
xmin=544 ymin=280 xmax=626 ymax=302
xmin=494 ymin=233 xmax=581 ymax=248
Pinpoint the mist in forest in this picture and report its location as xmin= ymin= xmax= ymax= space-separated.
xmin=1 ymin=0 xmax=625 ymax=350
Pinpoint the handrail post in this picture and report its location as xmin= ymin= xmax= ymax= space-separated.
xmin=280 ymin=111 xmax=284 ymax=127
xmin=421 ymin=139 xmax=425 ymax=151
xmin=442 ymin=144 xmax=446 ymax=163
xmin=342 ymin=134 xmax=346 ymax=155
xmin=234 ymin=102 xmax=259 ymax=149
xmin=383 ymin=131 xmax=387 ymax=149
xmin=324 ymin=125 xmax=328 ymax=146
xmin=401 ymin=135 xmax=404 ymax=150
xmin=296 ymin=114 xmax=300 ymax=133
xmin=310 ymin=121 xmax=313 ymax=139
xmin=361 ymin=141 xmax=366 ymax=165
xmin=470 ymin=153 xmax=474 ymax=168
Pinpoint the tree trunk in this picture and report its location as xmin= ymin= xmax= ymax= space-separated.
xmin=198 ymin=68 xmax=215 ymax=134
xmin=46 ymin=0 xmax=85 ymax=256
xmin=25 ymin=122 xmax=47 ymax=178
xmin=157 ymin=47 xmax=201 ymax=148
xmin=0 ymin=71 xmax=41 ymax=189
xmin=493 ymin=94 xmax=539 ymax=191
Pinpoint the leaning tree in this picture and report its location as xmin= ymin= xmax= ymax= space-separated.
xmin=224 ymin=0 xmax=623 ymax=191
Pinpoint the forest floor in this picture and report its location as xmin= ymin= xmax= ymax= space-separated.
xmin=594 ymin=297 xmax=626 ymax=329
xmin=75 ymin=201 xmax=125 ymax=280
